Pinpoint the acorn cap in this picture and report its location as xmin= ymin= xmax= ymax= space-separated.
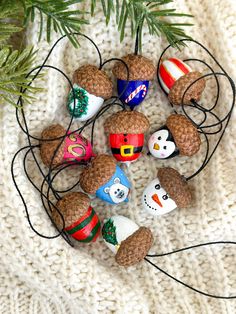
xmin=166 ymin=114 xmax=201 ymax=156
xmin=52 ymin=192 xmax=90 ymax=229
xmin=104 ymin=110 xmax=150 ymax=134
xmin=73 ymin=64 xmax=113 ymax=99
xmin=40 ymin=124 xmax=66 ymax=167
xmin=80 ymin=154 xmax=116 ymax=194
xmin=157 ymin=167 xmax=192 ymax=208
xmin=169 ymin=71 xmax=206 ymax=106
xmin=115 ymin=227 xmax=153 ymax=266
xmin=112 ymin=54 xmax=155 ymax=81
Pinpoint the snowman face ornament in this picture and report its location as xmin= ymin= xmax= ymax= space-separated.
xmin=142 ymin=178 xmax=177 ymax=216
xmin=148 ymin=126 xmax=179 ymax=159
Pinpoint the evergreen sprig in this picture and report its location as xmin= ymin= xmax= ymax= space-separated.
xmin=91 ymin=0 xmax=193 ymax=51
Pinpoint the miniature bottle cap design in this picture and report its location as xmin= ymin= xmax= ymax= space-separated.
xmin=148 ymin=114 xmax=201 ymax=159
xmin=67 ymin=65 xmax=113 ymax=120
xmin=113 ymin=54 xmax=155 ymax=108
xmin=80 ymin=154 xmax=131 ymax=205
xmin=102 ymin=215 xmax=153 ymax=266
xmin=40 ymin=124 xmax=95 ymax=167
xmin=52 ymin=192 xmax=101 ymax=242
xmin=142 ymin=167 xmax=192 ymax=216
xmin=104 ymin=110 xmax=149 ymax=164
xmin=158 ymin=58 xmax=206 ymax=105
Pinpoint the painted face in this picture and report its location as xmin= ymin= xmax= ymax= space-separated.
xmin=96 ymin=166 xmax=131 ymax=205
xmin=148 ymin=127 xmax=178 ymax=159
xmin=142 ymin=178 xmax=177 ymax=216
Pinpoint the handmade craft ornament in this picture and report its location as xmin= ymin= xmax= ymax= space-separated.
xmin=40 ymin=124 xmax=95 ymax=167
xmin=80 ymin=154 xmax=131 ymax=205
xmin=104 ymin=110 xmax=149 ymax=164
xmin=67 ymin=65 xmax=113 ymax=120
xmin=148 ymin=114 xmax=201 ymax=159
xmin=52 ymin=192 xmax=101 ymax=242
xmin=142 ymin=167 xmax=192 ymax=216
xmin=102 ymin=215 xmax=153 ymax=266
xmin=113 ymin=54 xmax=155 ymax=109
xmin=158 ymin=57 xmax=206 ymax=105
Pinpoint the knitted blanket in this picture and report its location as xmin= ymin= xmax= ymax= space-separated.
xmin=1 ymin=1 xmax=236 ymax=313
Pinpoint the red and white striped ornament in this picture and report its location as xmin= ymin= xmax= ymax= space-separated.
xmin=158 ymin=58 xmax=192 ymax=93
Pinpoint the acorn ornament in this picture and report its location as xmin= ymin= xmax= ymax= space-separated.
xmin=148 ymin=114 xmax=201 ymax=159
xmin=142 ymin=167 xmax=192 ymax=216
xmin=113 ymin=54 xmax=155 ymax=109
xmin=52 ymin=192 xmax=101 ymax=242
xmin=104 ymin=110 xmax=150 ymax=164
xmin=80 ymin=154 xmax=131 ymax=205
xmin=40 ymin=124 xmax=95 ymax=167
xmin=102 ymin=215 xmax=153 ymax=266
xmin=67 ymin=65 xmax=113 ymax=120
xmin=158 ymin=58 xmax=206 ymax=105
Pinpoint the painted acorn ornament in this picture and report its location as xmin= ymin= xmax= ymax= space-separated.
xmin=104 ymin=110 xmax=149 ymax=164
xmin=102 ymin=215 xmax=153 ymax=266
xmin=80 ymin=154 xmax=131 ymax=205
xmin=113 ymin=54 xmax=155 ymax=109
xmin=40 ymin=124 xmax=95 ymax=167
xmin=148 ymin=114 xmax=201 ymax=159
xmin=142 ymin=167 xmax=192 ymax=216
xmin=67 ymin=65 xmax=113 ymax=120
xmin=158 ymin=58 xmax=206 ymax=105
xmin=52 ymin=192 xmax=101 ymax=242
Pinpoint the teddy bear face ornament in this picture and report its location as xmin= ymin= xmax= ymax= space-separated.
xmin=142 ymin=178 xmax=177 ymax=216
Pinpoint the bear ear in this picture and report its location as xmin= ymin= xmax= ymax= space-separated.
xmin=114 ymin=177 xmax=120 ymax=184
xmin=104 ymin=187 xmax=110 ymax=194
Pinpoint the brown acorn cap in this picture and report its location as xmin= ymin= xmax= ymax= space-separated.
xmin=157 ymin=167 xmax=192 ymax=208
xmin=169 ymin=71 xmax=206 ymax=106
xmin=72 ymin=64 xmax=113 ymax=99
xmin=115 ymin=227 xmax=153 ymax=266
xmin=104 ymin=110 xmax=149 ymax=134
xmin=40 ymin=124 xmax=66 ymax=167
xmin=80 ymin=154 xmax=116 ymax=194
xmin=52 ymin=192 xmax=90 ymax=229
xmin=112 ymin=54 xmax=155 ymax=81
xmin=166 ymin=114 xmax=201 ymax=156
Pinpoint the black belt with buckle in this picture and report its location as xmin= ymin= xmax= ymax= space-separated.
xmin=111 ymin=146 xmax=143 ymax=155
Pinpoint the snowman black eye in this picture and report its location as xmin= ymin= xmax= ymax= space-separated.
xmin=163 ymin=146 xmax=167 ymax=150
xmin=115 ymin=191 xmax=117 ymax=194
xmin=162 ymin=194 xmax=168 ymax=200
xmin=155 ymin=184 xmax=160 ymax=190
xmin=158 ymin=136 xmax=161 ymax=140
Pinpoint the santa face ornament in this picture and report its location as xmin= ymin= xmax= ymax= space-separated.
xmin=148 ymin=126 xmax=179 ymax=159
xmin=142 ymin=178 xmax=177 ymax=216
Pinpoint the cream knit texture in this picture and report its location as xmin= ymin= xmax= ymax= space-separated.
xmin=1 ymin=0 xmax=236 ymax=313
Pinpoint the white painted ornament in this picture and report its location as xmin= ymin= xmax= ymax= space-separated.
xmin=67 ymin=84 xmax=104 ymax=121
xmin=142 ymin=178 xmax=177 ymax=216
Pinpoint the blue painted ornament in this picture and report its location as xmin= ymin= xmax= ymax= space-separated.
xmin=113 ymin=54 xmax=155 ymax=109
xmin=117 ymin=79 xmax=149 ymax=109
xmin=80 ymin=154 xmax=131 ymax=205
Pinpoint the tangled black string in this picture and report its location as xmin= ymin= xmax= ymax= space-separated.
xmin=11 ymin=32 xmax=236 ymax=299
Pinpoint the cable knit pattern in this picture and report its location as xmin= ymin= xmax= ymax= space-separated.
xmin=1 ymin=0 xmax=236 ymax=313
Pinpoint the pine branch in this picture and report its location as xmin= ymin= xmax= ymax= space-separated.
xmin=0 ymin=47 xmax=40 ymax=106
xmin=23 ymin=0 xmax=89 ymax=47
xmin=91 ymin=0 xmax=193 ymax=51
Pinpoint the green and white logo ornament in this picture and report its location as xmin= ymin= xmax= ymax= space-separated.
xmin=67 ymin=84 xmax=104 ymax=121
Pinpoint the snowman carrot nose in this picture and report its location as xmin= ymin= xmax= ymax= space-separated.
xmin=153 ymin=143 xmax=160 ymax=150
xmin=152 ymin=194 xmax=162 ymax=207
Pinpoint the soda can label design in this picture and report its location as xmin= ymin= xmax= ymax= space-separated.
xmin=96 ymin=166 xmax=131 ymax=205
xmin=64 ymin=132 xmax=95 ymax=163
xmin=117 ymin=79 xmax=149 ymax=108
